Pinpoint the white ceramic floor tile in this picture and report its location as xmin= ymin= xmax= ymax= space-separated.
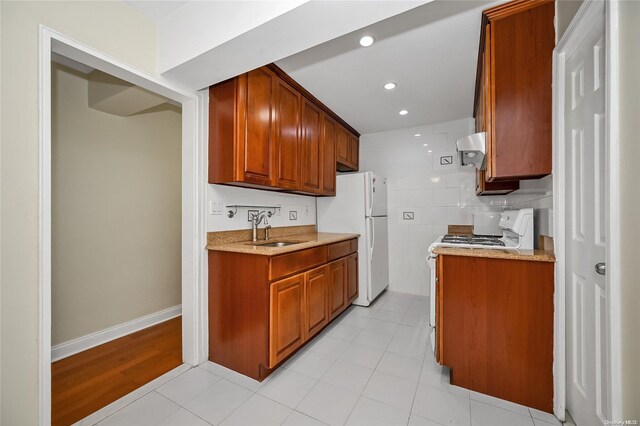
xmin=156 ymin=368 xmax=222 ymax=406
xmin=282 ymin=411 xmax=328 ymax=426
xmin=339 ymin=313 xmax=372 ymax=329
xmin=470 ymin=390 xmax=531 ymax=416
xmin=419 ymin=360 xmax=449 ymax=386
xmin=297 ymin=382 xmax=360 ymax=426
xmin=529 ymin=408 xmax=562 ymax=425
xmin=362 ymin=371 xmax=418 ymax=412
xmin=352 ymin=329 xmax=394 ymax=350
xmin=224 ymin=369 xmax=267 ymax=392
xmin=326 ymin=324 xmax=362 ymax=342
xmin=400 ymin=314 xmax=430 ymax=328
xmin=339 ymin=342 xmax=385 ymax=369
xmin=346 ymin=396 xmax=410 ymax=426
xmin=221 ymin=394 xmax=292 ymax=426
xmin=408 ymin=414 xmax=441 ymax=426
xmin=258 ymin=369 xmax=317 ymax=409
xmin=320 ymin=359 xmax=374 ymax=394
xmin=406 ymin=303 xmax=429 ymax=317
xmin=308 ymin=335 xmax=351 ymax=357
xmin=184 ymin=379 xmax=253 ymax=425
xmin=363 ymin=318 xmax=400 ymax=335
xmin=156 ymin=408 xmax=212 ymax=426
xmin=376 ymin=352 xmax=423 ymax=382
xmin=373 ymin=310 xmax=405 ymax=323
xmin=198 ymin=361 xmax=233 ymax=378
xmin=394 ymin=324 xmax=429 ymax=343
xmin=412 ymin=383 xmax=471 ymax=426
xmin=386 ymin=335 xmax=428 ymax=360
xmin=97 ymin=392 xmax=181 ymax=426
xmin=287 ymin=350 xmax=336 ymax=379
xmin=470 ymin=400 xmax=534 ymax=426
xmin=380 ymin=301 xmax=411 ymax=314
xmin=350 ymin=306 xmax=381 ymax=318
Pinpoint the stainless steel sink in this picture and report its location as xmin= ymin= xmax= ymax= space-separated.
xmin=248 ymin=240 xmax=303 ymax=247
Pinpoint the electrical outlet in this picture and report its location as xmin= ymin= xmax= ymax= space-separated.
xmin=289 ymin=211 xmax=298 ymax=221
xmin=403 ymin=211 xmax=415 ymax=220
xmin=248 ymin=210 xmax=259 ymax=221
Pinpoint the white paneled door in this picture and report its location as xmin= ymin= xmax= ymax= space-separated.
xmin=564 ymin=2 xmax=609 ymax=425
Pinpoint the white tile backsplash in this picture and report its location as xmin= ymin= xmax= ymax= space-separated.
xmin=206 ymin=184 xmax=316 ymax=231
xmin=361 ymin=117 xmax=554 ymax=295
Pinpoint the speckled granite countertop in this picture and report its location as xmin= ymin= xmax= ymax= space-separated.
xmin=206 ymin=232 xmax=359 ymax=256
xmin=433 ymin=246 xmax=555 ymax=262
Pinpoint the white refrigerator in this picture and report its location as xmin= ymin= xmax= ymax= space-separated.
xmin=317 ymin=172 xmax=389 ymax=306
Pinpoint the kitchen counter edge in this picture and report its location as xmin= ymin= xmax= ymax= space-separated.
xmin=433 ymin=246 xmax=555 ymax=262
xmin=206 ymin=232 xmax=360 ymax=256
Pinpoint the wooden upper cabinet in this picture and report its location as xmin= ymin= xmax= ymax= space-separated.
xmin=475 ymin=0 xmax=555 ymax=183
xmin=209 ymin=68 xmax=275 ymax=187
xmin=304 ymin=265 xmax=329 ymax=339
xmin=321 ymin=114 xmax=337 ymax=195
xmin=336 ymin=125 xmax=359 ymax=172
xmin=301 ymin=99 xmax=322 ymax=193
xmin=209 ymin=64 xmax=359 ymax=196
xmin=269 ymin=273 xmax=306 ymax=367
xmin=273 ymin=78 xmax=302 ymax=190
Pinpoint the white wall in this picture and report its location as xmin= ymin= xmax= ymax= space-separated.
xmin=52 ymin=63 xmax=182 ymax=346
xmin=0 ymin=2 xmax=158 ymax=423
xmin=207 ymin=185 xmax=316 ymax=232
xmin=360 ymin=118 xmax=552 ymax=296
xmin=619 ymin=0 xmax=640 ymax=420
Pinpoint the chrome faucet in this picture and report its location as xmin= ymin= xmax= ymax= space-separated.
xmin=251 ymin=211 xmax=270 ymax=242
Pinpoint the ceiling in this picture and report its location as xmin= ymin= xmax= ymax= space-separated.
xmin=276 ymin=0 xmax=502 ymax=134
xmin=124 ymin=0 xmax=189 ymax=22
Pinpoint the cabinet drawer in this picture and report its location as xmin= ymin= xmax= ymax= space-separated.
xmin=269 ymin=246 xmax=328 ymax=281
xmin=327 ymin=239 xmax=356 ymax=261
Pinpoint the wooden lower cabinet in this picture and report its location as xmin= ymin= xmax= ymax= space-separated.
xmin=436 ymin=254 xmax=554 ymax=412
xmin=209 ymin=238 xmax=358 ymax=381
xmin=269 ymin=274 xmax=306 ymax=367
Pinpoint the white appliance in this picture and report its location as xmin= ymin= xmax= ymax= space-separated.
xmin=317 ymin=172 xmax=389 ymax=306
xmin=426 ymin=208 xmax=535 ymax=355
xmin=473 ymin=211 xmax=502 ymax=236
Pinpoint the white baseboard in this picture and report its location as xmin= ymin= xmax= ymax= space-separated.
xmin=51 ymin=305 xmax=181 ymax=362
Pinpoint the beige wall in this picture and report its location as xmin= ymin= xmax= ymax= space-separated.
xmin=51 ymin=63 xmax=181 ymax=346
xmin=0 ymin=2 xmax=157 ymax=423
xmin=556 ymin=0 xmax=584 ymax=40
xmin=619 ymin=1 xmax=640 ymax=420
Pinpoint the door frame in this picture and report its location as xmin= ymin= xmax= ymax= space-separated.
xmin=38 ymin=26 xmax=209 ymax=425
xmin=552 ymin=0 xmax=621 ymax=421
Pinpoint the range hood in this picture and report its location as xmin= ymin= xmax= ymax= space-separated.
xmin=456 ymin=132 xmax=486 ymax=169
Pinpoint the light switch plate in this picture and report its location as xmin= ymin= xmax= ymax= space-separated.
xmin=403 ymin=211 xmax=415 ymax=220
xmin=209 ymin=201 xmax=223 ymax=215
xmin=248 ymin=210 xmax=259 ymax=221
xmin=289 ymin=211 xmax=298 ymax=221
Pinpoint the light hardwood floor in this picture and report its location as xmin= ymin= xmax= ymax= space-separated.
xmin=52 ymin=316 xmax=182 ymax=426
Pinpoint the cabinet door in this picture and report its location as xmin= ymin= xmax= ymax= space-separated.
xmin=300 ymin=99 xmax=322 ymax=193
xmin=269 ymin=273 xmax=305 ymax=367
xmin=346 ymin=253 xmax=358 ymax=303
xmin=321 ymin=114 xmax=336 ymax=195
xmin=328 ymin=259 xmax=346 ymax=319
xmin=305 ymin=265 xmax=329 ymax=339
xmin=348 ymin=134 xmax=359 ymax=171
xmin=335 ymin=125 xmax=349 ymax=165
xmin=273 ymin=78 xmax=301 ymax=190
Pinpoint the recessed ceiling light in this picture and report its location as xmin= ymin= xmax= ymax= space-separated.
xmin=399 ymin=109 xmax=409 ymax=116
xmin=428 ymin=150 xmax=433 ymax=153
xmin=414 ymin=133 xmax=422 ymax=137
xmin=423 ymin=143 xmax=429 ymax=147
xmin=384 ymin=82 xmax=397 ymax=90
xmin=359 ymin=35 xmax=375 ymax=47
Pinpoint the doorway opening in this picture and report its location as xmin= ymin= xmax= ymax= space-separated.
xmin=49 ymin=58 xmax=184 ymax=425
xmin=39 ymin=28 xmax=207 ymax=426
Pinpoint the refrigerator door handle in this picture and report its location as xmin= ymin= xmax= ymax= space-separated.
xmin=370 ymin=218 xmax=375 ymax=257
xmin=367 ymin=176 xmax=374 ymax=217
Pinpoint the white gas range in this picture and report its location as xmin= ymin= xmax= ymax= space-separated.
xmin=426 ymin=208 xmax=535 ymax=354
